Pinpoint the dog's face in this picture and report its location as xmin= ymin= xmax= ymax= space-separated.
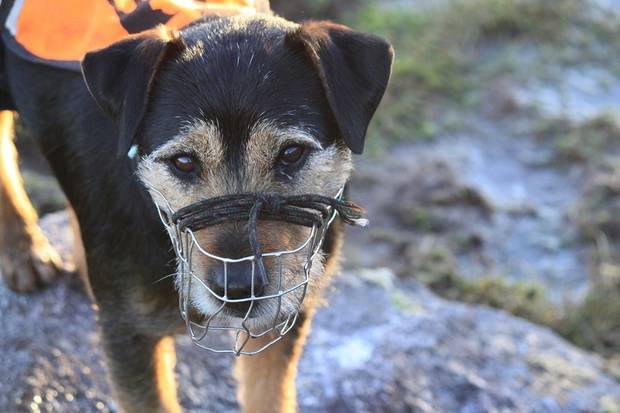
xmin=82 ymin=15 xmax=392 ymax=326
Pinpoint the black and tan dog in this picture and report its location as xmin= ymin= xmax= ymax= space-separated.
xmin=0 ymin=2 xmax=392 ymax=412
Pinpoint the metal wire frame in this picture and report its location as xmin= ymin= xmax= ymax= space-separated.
xmin=145 ymin=183 xmax=342 ymax=355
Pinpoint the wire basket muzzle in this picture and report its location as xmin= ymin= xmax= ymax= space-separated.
xmin=147 ymin=185 xmax=349 ymax=355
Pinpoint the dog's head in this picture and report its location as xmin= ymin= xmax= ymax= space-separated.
xmin=81 ymin=15 xmax=392 ymax=329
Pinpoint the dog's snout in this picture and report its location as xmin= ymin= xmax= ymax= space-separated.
xmin=210 ymin=261 xmax=266 ymax=299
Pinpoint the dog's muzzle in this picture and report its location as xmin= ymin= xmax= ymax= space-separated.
xmin=146 ymin=184 xmax=367 ymax=355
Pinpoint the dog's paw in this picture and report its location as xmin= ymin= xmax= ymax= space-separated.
xmin=0 ymin=227 xmax=63 ymax=292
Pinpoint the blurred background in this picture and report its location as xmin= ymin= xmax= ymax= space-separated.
xmin=4 ymin=0 xmax=620 ymax=412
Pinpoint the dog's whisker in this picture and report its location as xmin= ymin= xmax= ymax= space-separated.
xmin=153 ymin=272 xmax=179 ymax=284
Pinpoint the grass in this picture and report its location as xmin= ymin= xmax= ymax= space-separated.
xmin=536 ymin=114 xmax=620 ymax=166
xmin=560 ymin=225 xmax=620 ymax=358
xmin=555 ymin=236 xmax=620 ymax=364
xmin=412 ymin=244 xmax=560 ymax=326
xmin=559 ymin=275 xmax=620 ymax=357
xmin=410 ymin=242 xmax=620 ymax=360
xmin=342 ymin=0 xmax=585 ymax=153
xmin=577 ymin=182 xmax=620 ymax=242
xmin=344 ymin=5 xmax=464 ymax=153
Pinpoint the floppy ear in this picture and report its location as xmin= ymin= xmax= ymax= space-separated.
xmin=81 ymin=27 xmax=185 ymax=157
xmin=287 ymin=21 xmax=394 ymax=154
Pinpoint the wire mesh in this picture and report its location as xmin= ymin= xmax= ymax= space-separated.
xmin=146 ymin=183 xmax=341 ymax=355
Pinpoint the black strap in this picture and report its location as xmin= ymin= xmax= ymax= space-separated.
xmin=172 ymin=192 xmax=366 ymax=286
xmin=172 ymin=193 xmax=366 ymax=232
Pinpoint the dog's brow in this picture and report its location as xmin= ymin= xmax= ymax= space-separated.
xmin=270 ymin=127 xmax=322 ymax=150
xmin=150 ymin=144 xmax=196 ymax=160
xmin=147 ymin=120 xmax=224 ymax=161
xmin=281 ymin=132 xmax=322 ymax=149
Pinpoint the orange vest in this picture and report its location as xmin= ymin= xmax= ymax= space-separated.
xmin=4 ymin=0 xmax=265 ymax=67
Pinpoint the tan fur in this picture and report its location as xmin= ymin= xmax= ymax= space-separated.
xmin=234 ymin=310 xmax=314 ymax=413
xmin=135 ymin=116 xmax=352 ymax=411
xmin=139 ymin=119 xmax=352 ymax=206
xmin=137 ymin=119 xmax=351 ymax=325
xmin=0 ymin=111 xmax=62 ymax=291
xmin=154 ymin=337 xmax=182 ymax=413
xmin=242 ymin=121 xmax=324 ymax=193
xmin=138 ymin=120 xmax=229 ymax=210
xmin=244 ymin=120 xmax=352 ymax=196
xmin=107 ymin=336 xmax=181 ymax=413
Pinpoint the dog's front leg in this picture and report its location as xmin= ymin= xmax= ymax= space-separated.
xmin=100 ymin=320 xmax=181 ymax=413
xmin=0 ymin=111 xmax=62 ymax=291
xmin=234 ymin=312 xmax=314 ymax=413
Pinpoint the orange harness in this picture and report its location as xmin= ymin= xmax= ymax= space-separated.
xmin=4 ymin=0 xmax=264 ymax=67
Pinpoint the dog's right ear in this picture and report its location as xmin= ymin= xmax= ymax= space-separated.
xmin=81 ymin=28 xmax=185 ymax=157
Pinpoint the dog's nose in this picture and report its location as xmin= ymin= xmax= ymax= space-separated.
xmin=210 ymin=260 xmax=266 ymax=299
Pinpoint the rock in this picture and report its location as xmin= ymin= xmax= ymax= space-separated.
xmin=299 ymin=272 xmax=620 ymax=413
xmin=0 ymin=212 xmax=618 ymax=413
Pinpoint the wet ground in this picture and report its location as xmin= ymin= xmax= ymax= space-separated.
xmin=343 ymin=8 xmax=620 ymax=303
xmin=345 ymin=114 xmax=591 ymax=302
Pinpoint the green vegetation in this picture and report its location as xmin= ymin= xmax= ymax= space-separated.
xmin=345 ymin=5 xmax=464 ymax=152
xmin=577 ymin=179 xmax=620 ymax=243
xmin=536 ymin=114 xmax=620 ymax=165
xmin=455 ymin=0 xmax=580 ymax=40
xmin=412 ymin=244 xmax=559 ymax=327
xmin=570 ymin=172 xmax=620 ymax=360
xmin=343 ymin=0 xmax=584 ymax=152
xmin=410 ymin=243 xmax=620 ymax=361
xmin=560 ymin=270 xmax=620 ymax=357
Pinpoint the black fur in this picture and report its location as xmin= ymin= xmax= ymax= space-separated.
xmin=142 ymin=17 xmax=338 ymax=172
xmin=3 ymin=12 xmax=392 ymax=411
xmin=82 ymin=29 xmax=187 ymax=157
xmin=288 ymin=21 xmax=394 ymax=154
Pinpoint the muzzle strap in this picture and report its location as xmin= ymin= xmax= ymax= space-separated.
xmin=171 ymin=192 xmax=367 ymax=288
xmin=171 ymin=193 xmax=368 ymax=232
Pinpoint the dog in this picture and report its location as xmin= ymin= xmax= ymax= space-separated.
xmin=0 ymin=1 xmax=393 ymax=412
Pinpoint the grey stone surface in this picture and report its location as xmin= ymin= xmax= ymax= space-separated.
xmin=300 ymin=273 xmax=620 ymax=413
xmin=0 ymin=212 xmax=619 ymax=413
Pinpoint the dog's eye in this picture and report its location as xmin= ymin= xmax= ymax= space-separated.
xmin=170 ymin=155 xmax=196 ymax=174
xmin=277 ymin=145 xmax=308 ymax=168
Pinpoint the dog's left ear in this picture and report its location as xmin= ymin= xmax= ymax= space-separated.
xmin=287 ymin=21 xmax=394 ymax=154
xmin=81 ymin=27 xmax=186 ymax=157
